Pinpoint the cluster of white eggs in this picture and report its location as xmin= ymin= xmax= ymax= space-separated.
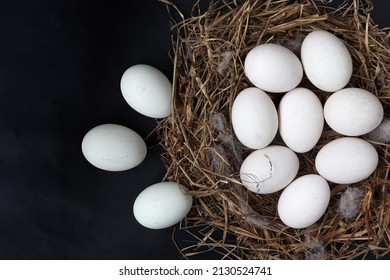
xmin=81 ymin=64 xmax=193 ymax=230
xmin=81 ymin=29 xmax=384 ymax=231
xmin=235 ymin=30 xmax=384 ymax=229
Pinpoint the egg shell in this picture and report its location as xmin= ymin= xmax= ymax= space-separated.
xmin=324 ymin=87 xmax=384 ymax=136
xmin=244 ymin=44 xmax=303 ymax=93
xmin=120 ymin=64 xmax=172 ymax=118
xmin=278 ymin=87 xmax=324 ymax=153
xmin=240 ymin=145 xmax=299 ymax=194
xmin=81 ymin=124 xmax=147 ymax=172
xmin=315 ymin=137 xmax=378 ymax=184
xmin=301 ymin=30 xmax=353 ymax=92
xmin=232 ymin=87 xmax=278 ymax=149
xmin=278 ymin=174 xmax=330 ymax=229
xmin=133 ymin=182 xmax=193 ymax=230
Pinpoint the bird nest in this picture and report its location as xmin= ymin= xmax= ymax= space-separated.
xmin=157 ymin=0 xmax=390 ymax=259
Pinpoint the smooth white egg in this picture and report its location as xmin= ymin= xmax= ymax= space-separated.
xmin=301 ymin=30 xmax=353 ymax=92
xmin=81 ymin=124 xmax=147 ymax=171
xmin=120 ymin=64 xmax=172 ymax=118
xmin=244 ymin=43 xmax=303 ymax=93
xmin=240 ymin=145 xmax=299 ymax=194
xmin=278 ymin=87 xmax=324 ymax=153
xmin=232 ymin=87 xmax=278 ymax=149
xmin=315 ymin=137 xmax=378 ymax=184
xmin=133 ymin=182 xmax=193 ymax=230
xmin=278 ymin=174 xmax=330 ymax=229
xmin=324 ymin=87 xmax=384 ymax=136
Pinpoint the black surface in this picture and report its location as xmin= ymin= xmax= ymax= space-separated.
xmin=0 ymin=0 xmax=388 ymax=260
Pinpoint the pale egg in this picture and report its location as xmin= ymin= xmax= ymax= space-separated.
xmin=231 ymin=87 xmax=278 ymax=149
xmin=315 ymin=137 xmax=378 ymax=184
xmin=244 ymin=43 xmax=303 ymax=93
xmin=120 ymin=64 xmax=172 ymax=118
xmin=240 ymin=145 xmax=299 ymax=194
xmin=278 ymin=174 xmax=330 ymax=229
xmin=301 ymin=30 xmax=353 ymax=92
xmin=324 ymin=87 xmax=384 ymax=136
xmin=278 ymin=87 xmax=324 ymax=153
xmin=133 ymin=182 xmax=193 ymax=229
xmin=81 ymin=124 xmax=147 ymax=171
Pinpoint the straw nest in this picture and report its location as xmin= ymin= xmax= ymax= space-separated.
xmin=157 ymin=0 xmax=390 ymax=259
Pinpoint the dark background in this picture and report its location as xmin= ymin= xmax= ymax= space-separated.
xmin=0 ymin=0 xmax=388 ymax=260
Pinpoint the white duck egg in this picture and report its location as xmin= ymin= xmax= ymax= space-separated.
xmin=81 ymin=124 xmax=147 ymax=171
xmin=278 ymin=174 xmax=330 ymax=229
xmin=240 ymin=145 xmax=299 ymax=194
xmin=133 ymin=182 xmax=193 ymax=230
xmin=301 ymin=30 xmax=353 ymax=92
xmin=278 ymin=87 xmax=324 ymax=153
xmin=315 ymin=137 xmax=378 ymax=184
xmin=244 ymin=43 xmax=303 ymax=93
xmin=232 ymin=87 xmax=278 ymax=149
xmin=324 ymin=87 xmax=384 ymax=136
xmin=120 ymin=64 xmax=172 ymax=118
